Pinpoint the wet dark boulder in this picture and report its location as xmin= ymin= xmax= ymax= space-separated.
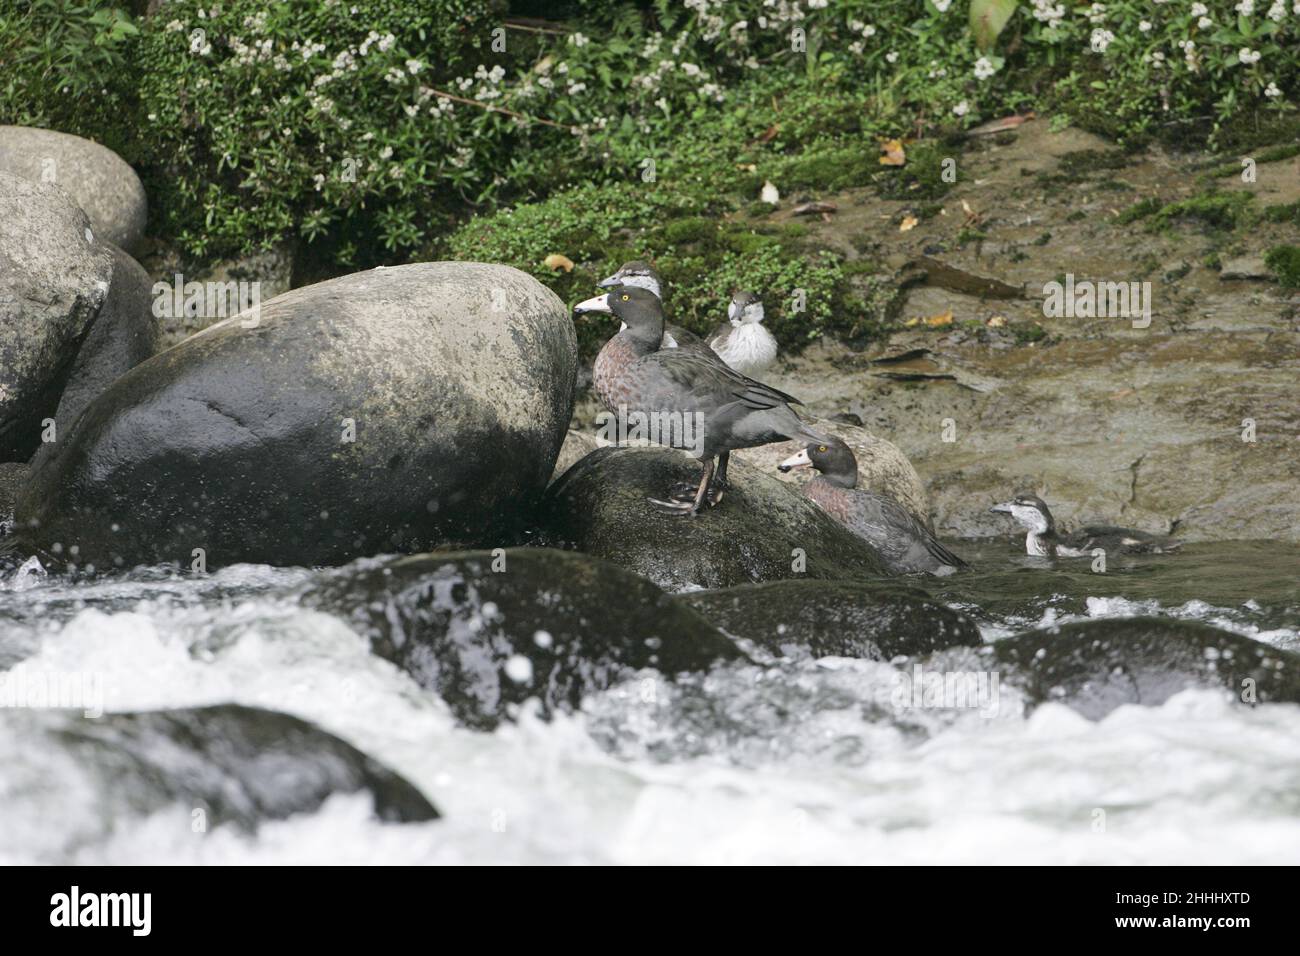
xmin=986 ymin=617 xmax=1300 ymax=718
xmin=0 ymin=125 xmax=148 ymax=254
xmin=678 ymin=579 xmax=982 ymax=659
xmin=542 ymin=446 xmax=892 ymax=591
xmin=307 ymin=547 xmax=744 ymax=729
xmin=0 ymin=172 xmax=113 ymax=461
xmin=2 ymin=704 xmax=436 ymax=852
xmin=15 ymin=262 xmax=577 ymax=570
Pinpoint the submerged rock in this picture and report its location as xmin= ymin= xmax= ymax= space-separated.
xmin=307 ymin=547 xmax=743 ymax=730
xmin=986 ymin=617 xmax=1300 ymax=718
xmin=677 ymin=579 xmax=981 ymax=659
xmin=0 ymin=172 xmax=113 ymax=461
xmin=0 ymin=125 xmax=148 ymax=254
xmin=543 ymin=446 xmax=892 ymax=591
xmin=15 ymin=262 xmax=577 ymax=570
xmin=0 ymin=704 xmax=436 ymax=854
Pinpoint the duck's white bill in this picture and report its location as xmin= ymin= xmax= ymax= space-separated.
xmin=596 ymin=275 xmax=619 ymax=288
xmin=989 ymin=501 xmax=1014 ymax=514
xmin=573 ymin=293 xmax=612 ymax=314
xmin=779 ymin=448 xmax=812 ymax=470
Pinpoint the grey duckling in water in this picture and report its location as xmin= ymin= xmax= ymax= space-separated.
xmin=990 ymin=493 xmax=1182 ymax=557
xmin=574 ymin=285 xmax=827 ymax=515
xmin=779 ymin=437 xmax=966 ymax=576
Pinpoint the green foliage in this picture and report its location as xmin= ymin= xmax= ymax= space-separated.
xmin=1265 ymin=245 xmax=1300 ymax=288
xmin=0 ymin=0 xmax=138 ymax=152
xmin=1 ymin=0 xmax=1296 ymax=354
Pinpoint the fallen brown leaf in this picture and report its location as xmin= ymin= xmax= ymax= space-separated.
xmin=925 ymin=309 xmax=954 ymax=328
xmin=544 ymin=253 xmax=574 ymax=272
xmin=879 ymin=138 xmax=907 ymax=166
xmin=899 ymin=215 xmax=919 ymax=232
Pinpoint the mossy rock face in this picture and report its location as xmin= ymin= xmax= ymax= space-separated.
xmin=307 ymin=547 xmax=743 ymax=730
xmin=677 ymin=579 xmax=981 ymax=660
xmin=11 ymin=705 xmax=438 ymax=834
xmin=542 ymin=446 xmax=892 ymax=591
xmin=987 ymin=618 xmax=1300 ymax=719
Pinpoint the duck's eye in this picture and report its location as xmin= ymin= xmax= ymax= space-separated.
xmin=621 ymin=294 xmax=629 ymax=301
xmin=817 ymin=445 xmax=827 ymax=453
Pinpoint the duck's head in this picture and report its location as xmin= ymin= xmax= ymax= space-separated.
xmin=990 ymin=493 xmax=1054 ymax=533
xmin=778 ymin=436 xmax=858 ymax=488
xmin=728 ymin=291 xmax=765 ymax=326
xmin=573 ymin=285 xmax=665 ymax=346
xmin=598 ymin=260 xmax=662 ymax=299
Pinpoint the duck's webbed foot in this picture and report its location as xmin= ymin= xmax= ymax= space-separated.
xmin=665 ymin=481 xmax=699 ymax=503
xmin=648 ymin=458 xmax=717 ymax=516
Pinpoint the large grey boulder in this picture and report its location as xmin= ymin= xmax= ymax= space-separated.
xmin=0 ymin=125 xmax=148 ymax=254
xmin=42 ymin=242 xmax=160 ymax=446
xmin=14 ymin=262 xmax=577 ymax=570
xmin=0 ymin=171 xmax=113 ymax=461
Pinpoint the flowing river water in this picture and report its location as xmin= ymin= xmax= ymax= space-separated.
xmin=1 ymin=539 xmax=1297 ymax=864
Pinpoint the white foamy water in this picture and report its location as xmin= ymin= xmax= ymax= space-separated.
xmin=2 ymin=563 xmax=1299 ymax=864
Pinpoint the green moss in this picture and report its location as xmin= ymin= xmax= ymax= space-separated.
xmin=660 ymin=217 xmax=717 ymax=245
xmin=777 ymin=145 xmax=876 ymax=192
xmin=1262 ymin=201 xmax=1300 ymax=227
xmin=1265 ymin=245 xmax=1300 ymax=289
xmin=1115 ymin=196 xmax=1162 ymax=224
xmin=1148 ymin=191 xmax=1253 ymax=231
xmin=1012 ymin=322 xmax=1048 ymax=345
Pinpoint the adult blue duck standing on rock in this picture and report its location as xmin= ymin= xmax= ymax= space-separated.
xmin=779 ymin=437 xmax=967 ymax=576
xmin=573 ymin=285 xmax=828 ymax=515
xmin=990 ymin=493 xmax=1182 ymax=557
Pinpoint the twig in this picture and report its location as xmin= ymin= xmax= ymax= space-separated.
xmin=427 ymin=89 xmax=579 ymax=133
xmin=504 ymin=19 xmax=571 ymax=36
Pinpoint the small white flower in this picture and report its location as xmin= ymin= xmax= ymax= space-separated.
xmin=569 ymin=32 xmax=589 ymax=47
xmin=932 ymin=0 xmax=952 ymax=12
xmin=379 ymin=145 xmax=393 ymax=160
xmin=406 ymin=59 xmax=424 ymax=74
xmin=1236 ymin=0 xmax=1254 ymax=14
xmin=1264 ymin=81 xmax=1282 ymax=97
xmin=1090 ymin=28 xmax=1115 ymax=53
xmin=974 ymin=56 xmax=997 ymax=79
xmin=952 ymin=99 xmax=969 ymax=117
xmin=1198 ymin=16 xmax=1213 ymax=28
xmin=1139 ymin=20 xmax=1152 ymax=32
xmin=1191 ymin=2 xmax=1208 ymax=15
xmin=1238 ymin=47 xmax=1261 ymax=64
xmin=1267 ymin=0 xmax=1285 ymax=20
xmin=886 ymin=51 xmax=899 ymax=63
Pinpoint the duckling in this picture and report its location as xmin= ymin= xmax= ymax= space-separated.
xmin=990 ymin=493 xmax=1182 ymax=557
